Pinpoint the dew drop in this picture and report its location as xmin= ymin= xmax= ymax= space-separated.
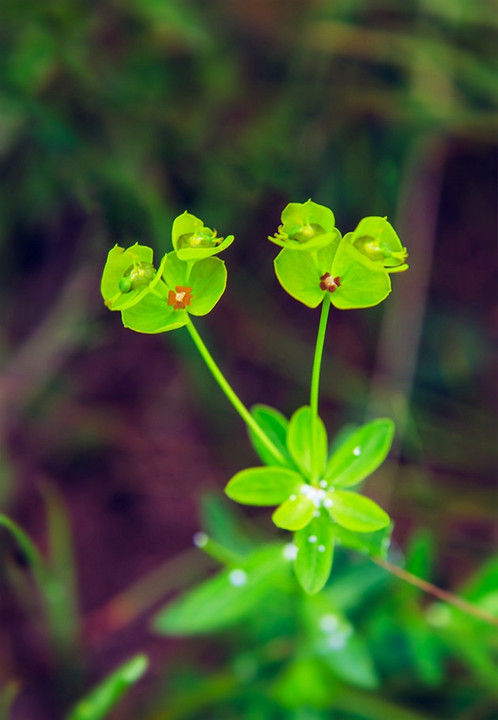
xmin=308 ymin=535 xmax=317 ymax=544
xmin=282 ymin=543 xmax=298 ymax=560
xmin=353 ymin=446 xmax=361 ymax=456
xmin=229 ymin=569 xmax=247 ymax=587
xmin=193 ymin=531 xmax=208 ymax=548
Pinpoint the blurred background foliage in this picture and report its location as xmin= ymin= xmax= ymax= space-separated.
xmin=0 ymin=0 xmax=497 ymax=718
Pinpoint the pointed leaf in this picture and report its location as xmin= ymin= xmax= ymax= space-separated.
xmin=272 ymin=495 xmax=315 ymax=531
xmin=66 ymin=655 xmax=148 ymax=720
xmin=153 ymin=545 xmax=287 ymax=635
xmin=294 ymin=511 xmax=334 ymax=594
xmin=287 ymin=406 xmax=327 ymax=480
xmin=225 ymin=467 xmax=301 ymax=506
xmin=325 ymin=418 xmax=394 ymax=488
xmin=248 ymin=404 xmax=294 ymax=468
xmin=325 ymin=491 xmax=390 ymax=532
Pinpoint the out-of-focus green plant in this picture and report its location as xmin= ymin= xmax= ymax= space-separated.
xmin=66 ymin=655 xmax=148 ymax=720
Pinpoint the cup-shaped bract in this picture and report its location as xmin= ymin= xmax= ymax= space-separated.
xmin=172 ymin=212 xmax=234 ymax=262
xmin=120 ymin=251 xmax=227 ymax=334
xmin=101 ymin=243 xmax=161 ymax=311
xmin=348 ymin=216 xmax=408 ymax=272
xmin=274 ymin=236 xmax=391 ymax=310
xmin=269 ymin=199 xmax=340 ymax=251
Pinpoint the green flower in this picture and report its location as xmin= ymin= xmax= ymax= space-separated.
xmin=172 ymin=212 xmax=234 ymax=262
xmin=274 ymin=234 xmax=391 ymax=309
xmin=269 ymin=199 xmax=341 ymax=251
xmin=101 ymin=243 xmax=160 ymax=311
xmin=226 ymin=406 xmax=394 ymax=593
xmin=348 ymin=216 xmax=408 ymax=272
xmin=120 ymin=251 xmax=227 ymax=333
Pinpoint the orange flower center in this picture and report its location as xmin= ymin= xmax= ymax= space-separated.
xmin=319 ymin=273 xmax=341 ymax=292
xmin=168 ymin=285 xmax=193 ymax=310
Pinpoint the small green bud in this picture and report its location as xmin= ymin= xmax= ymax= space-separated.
xmin=118 ymin=276 xmax=133 ymax=293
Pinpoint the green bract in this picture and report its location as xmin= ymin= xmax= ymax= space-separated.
xmin=269 ymin=199 xmax=341 ymax=251
xmin=101 ymin=243 xmax=160 ymax=311
xmin=348 ymin=216 xmax=408 ymax=272
xmin=172 ymin=211 xmax=234 ymax=262
xmin=225 ymin=406 xmax=394 ymax=593
xmin=121 ymin=251 xmax=227 ymax=334
xmin=274 ymin=235 xmax=391 ymax=309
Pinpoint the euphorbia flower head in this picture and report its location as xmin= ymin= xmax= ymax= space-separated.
xmin=348 ymin=216 xmax=408 ymax=272
xmin=269 ymin=199 xmax=341 ymax=251
xmin=120 ymin=251 xmax=227 ymax=334
xmin=101 ymin=243 xmax=161 ymax=311
xmin=274 ymin=233 xmax=391 ymax=310
xmin=172 ymin=212 xmax=234 ymax=262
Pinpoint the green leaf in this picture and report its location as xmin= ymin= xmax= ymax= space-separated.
xmin=287 ymin=406 xmax=327 ymax=480
xmin=273 ymin=656 xmax=335 ymax=708
xmin=322 ymin=632 xmax=379 ymax=689
xmin=248 ymin=404 xmax=293 ymax=468
xmin=324 ymin=418 xmax=395 ymax=488
xmin=272 ymin=495 xmax=315 ymax=531
xmin=200 ymin=494 xmax=259 ymax=555
xmin=294 ymin=511 xmax=334 ymax=594
xmin=334 ymin=523 xmax=393 ymax=559
xmin=225 ymin=467 xmax=301 ymax=506
xmin=121 ymin=289 xmax=188 ymax=333
xmin=325 ymin=491 xmax=390 ymax=532
xmin=153 ymin=544 xmax=288 ymax=635
xmin=330 ymin=240 xmax=391 ymax=309
xmin=66 ymin=655 xmax=148 ymax=720
xmin=172 ymin=211 xmax=234 ymax=261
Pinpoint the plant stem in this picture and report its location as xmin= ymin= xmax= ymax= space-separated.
xmin=373 ymin=556 xmax=498 ymax=628
xmin=185 ymin=319 xmax=286 ymax=465
xmin=309 ymin=297 xmax=331 ymax=482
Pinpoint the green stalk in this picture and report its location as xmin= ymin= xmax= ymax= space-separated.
xmin=309 ymin=297 xmax=331 ymax=483
xmin=185 ymin=319 xmax=286 ymax=465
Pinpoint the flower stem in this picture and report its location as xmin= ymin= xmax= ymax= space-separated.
xmin=373 ymin=556 xmax=498 ymax=628
xmin=309 ymin=297 xmax=331 ymax=482
xmin=185 ymin=319 xmax=286 ymax=465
